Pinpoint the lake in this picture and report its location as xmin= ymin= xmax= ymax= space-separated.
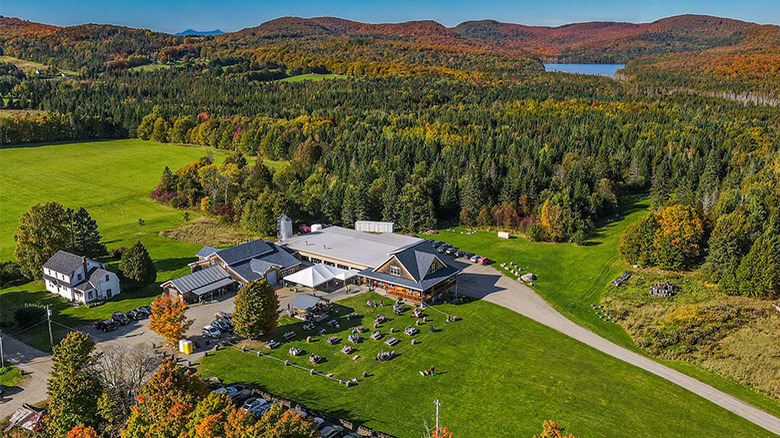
xmin=544 ymin=63 xmax=625 ymax=77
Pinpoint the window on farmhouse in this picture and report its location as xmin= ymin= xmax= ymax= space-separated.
xmin=428 ymin=263 xmax=438 ymax=275
xmin=389 ymin=266 xmax=402 ymax=276
xmin=106 ymin=274 xmax=110 ymax=281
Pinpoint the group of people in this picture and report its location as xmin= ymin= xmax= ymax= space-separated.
xmin=347 ymin=333 xmax=361 ymax=343
xmin=309 ymin=354 xmax=323 ymax=364
xmin=376 ymin=350 xmax=395 ymax=362
xmin=367 ymin=299 xmax=385 ymax=308
xmin=326 ymin=336 xmax=340 ymax=345
xmin=419 ymin=366 xmax=435 ymax=377
xmin=289 ymin=347 xmax=302 ymax=356
xmin=340 ymin=345 xmax=353 ymax=354
xmin=404 ymin=325 xmax=419 ymax=336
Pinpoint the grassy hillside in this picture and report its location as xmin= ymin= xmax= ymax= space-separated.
xmin=201 ymin=292 xmax=777 ymax=438
xmin=0 ymin=140 xmax=227 ymax=349
xmin=420 ymin=196 xmax=780 ymax=419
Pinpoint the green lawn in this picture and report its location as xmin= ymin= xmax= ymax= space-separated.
xmin=279 ymin=74 xmax=348 ymax=83
xmin=200 ymin=292 xmax=775 ymax=438
xmin=0 ymin=366 xmax=24 ymax=387
xmin=419 ymin=196 xmax=780 ymax=419
xmin=0 ymin=55 xmax=78 ymax=76
xmin=0 ymin=139 xmax=227 ymax=350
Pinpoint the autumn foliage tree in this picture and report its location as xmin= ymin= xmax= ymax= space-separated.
xmin=67 ymin=424 xmax=99 ymax=438
xmin=122 ymin=360 xmax=207 ymax=438
xmin=533 ymin=420 xmax=578 ymax=438
xmin=148 ymin=294 xmax=192 ymax=345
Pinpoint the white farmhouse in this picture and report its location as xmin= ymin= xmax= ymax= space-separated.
xmin=42 ymin=250 xmax=120 ymax=304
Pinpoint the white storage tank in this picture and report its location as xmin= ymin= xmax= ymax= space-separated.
xmin=278 ymin=214 xmax=293 ymax=240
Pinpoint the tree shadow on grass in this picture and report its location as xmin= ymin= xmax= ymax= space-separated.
xmin=154 ymin=257 xmax=198 ymax=274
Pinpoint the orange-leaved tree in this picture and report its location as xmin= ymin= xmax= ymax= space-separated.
xmin=432 ymin=427 xmax=454 ymax=438
xmin=67 ymin=424 xmax=99 ymax=438
xmin=533 ymin=420 xmax=578 ymax=438
xmin=148 ymin=293 xmax=192 ymax=345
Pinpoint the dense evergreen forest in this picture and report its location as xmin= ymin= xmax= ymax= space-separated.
xmin=0 ymin=14 xmax=778 ymax=298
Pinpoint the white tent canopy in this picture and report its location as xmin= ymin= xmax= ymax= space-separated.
xmin=283 ymin=263 xmax=358 ymax=288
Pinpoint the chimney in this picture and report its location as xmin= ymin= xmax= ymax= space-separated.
xmin=82 ymin=256 xmax=88 ymax=278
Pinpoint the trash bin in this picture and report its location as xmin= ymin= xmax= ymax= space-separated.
xmin=179 ymin=339 xmax=194 ymax=355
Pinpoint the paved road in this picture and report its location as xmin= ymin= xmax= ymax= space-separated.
xmin=0 ymin=331 xmax=52 ymax=419
xmin=456 ymin=262 xmax=780 ymax=436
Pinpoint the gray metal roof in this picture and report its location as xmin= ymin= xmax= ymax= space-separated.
xmin=390 ymin=242 xmax=444 ymax=282
xmin=190 ymin=278 xmax=234 ymax=296
xmin=216 ymin=239 xmax=273 ymax=265
xmin=359 ymin=264 xmax=458 ymax=292
xmin=281 ymin=226 xmax=422 ymax=268
xmin=362 ymin=242 xmax=458 ymax=291
xmin=290 ymin=293 xmax=323 ymax=311
xmin=229 ymin=242 xmax=301 ymax=281
xmin=42 ymin=250 xmax=85 ymax=274
xmin=163 ymin=266 xmax=231 ymax=294
xmin=196 ymin=246 xmax=219 ymax=258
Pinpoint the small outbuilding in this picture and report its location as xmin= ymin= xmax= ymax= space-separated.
xmin=289 ymin=293 xmax=327 ymax=319
xmin=498 ymin=231 xmax=511 ymax=239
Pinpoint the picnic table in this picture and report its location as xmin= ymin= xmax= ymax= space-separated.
xmin=385 ymin=337 xmax=399 ymax=346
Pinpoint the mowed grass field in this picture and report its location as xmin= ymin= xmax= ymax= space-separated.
xmin=421 ymin=196 xmax=780 ymax=420
xmin=0 ymin=140 xmax=226 ymax=349
xmin=200 ymin=292 xmax=776 ymax=438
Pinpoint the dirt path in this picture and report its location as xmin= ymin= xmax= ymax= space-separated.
xmin=457 ymin=263 xmax=780 ymax=436
xmin=0 ymin=331 xmax=52 ymax=419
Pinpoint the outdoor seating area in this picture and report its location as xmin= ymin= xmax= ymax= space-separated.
xmin=233 ymin=292 xmax=455 ymax=395
xmin=376 ymin=351 xmax=396 ymax=362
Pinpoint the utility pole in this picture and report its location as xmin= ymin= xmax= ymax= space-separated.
xmin=46 ymin=305 xmax=54 ymax=348
xmin=434 ymin=399 xmax=441 ymax=431
xmin=0 ymin=336 xmax=4 ymax=368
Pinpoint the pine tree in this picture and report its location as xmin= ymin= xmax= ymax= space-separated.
xmin=736 ymin=233 xmax=780 ymax=299
xmin=119 ymin=241 xmax=157 ymax=287
xmin=650 ymin=160 xmax=671 ymax=208
xmin=45 ymin=332 xmax=103 ymax=438
xmin=70 ymin=207 xmax=107 ymax=258
xmin=233 ymin=280 xmax=279 ymax=339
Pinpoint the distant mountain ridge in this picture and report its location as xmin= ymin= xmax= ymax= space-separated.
xmin=175 ymin=29 xmax=224 ymax=36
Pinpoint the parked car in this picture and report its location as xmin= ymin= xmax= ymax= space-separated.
xmin=202 ymin=325 xmax=222 ymax=338
xmin=313 ymin=417 xmax=326 ymax=430
xmin=229 ymin=389 xmax=253 ymax=405
xmin=211 ymin=319 xmax=232 ymax=333
xmin=212 ymin=386 xmax=238 ymax=395
xmin=111 ymin=311 xmax=130 ymax=325
xmin=127 ymin=309 xmax=146 ymax=320
xmin=436 ymin=246 xmax=447 ymax=254
xmin=477 ymin=257 xmax=492 ymax=265
xmin=242 ymin=397 xmax=267 ymax=412
xmin=319 ymin=425 xmax=344 ymax=438
xmin=463 ymin=252 xmax=475 ymax=258
xmin=215 ymin=311 xmax=232 ymax=323
xmin=431 ymin=240 xmax=444 ymax=248
xmin=138 ymin=305 xmax=152 ymax=316
xmin=469 ymin=254 xmax=481 ymax=263
xmin=454 ymin=250 xmax=465 ymax=258
xmin=94 ymin=319 xmax=118 ymax=332
xmin=445 ymin=247 xmax=458 ymax=255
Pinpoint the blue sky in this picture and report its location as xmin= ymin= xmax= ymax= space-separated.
xmin=3 ymin=0 xmax=779 ymax=33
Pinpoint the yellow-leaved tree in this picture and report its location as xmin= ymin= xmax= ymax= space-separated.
xmin=148 ymin=294 xmax=192 ymax=345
